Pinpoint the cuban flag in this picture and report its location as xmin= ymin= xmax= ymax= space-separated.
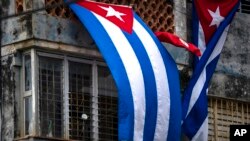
xmin=155 ymin=32 xmax=201 ymax=57
xmin=67 ymin=0 xmax=181 ymax=140
xmin=181 ymin=0 xmax=240 ymax=140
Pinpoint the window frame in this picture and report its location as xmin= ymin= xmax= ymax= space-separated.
xmin=22 ymin=50 xmax=32 ymax=136
xmin=22 ymin=49 xmax=117 ymax=140
xmin=38 ymin=54 xmax=65 ymax=137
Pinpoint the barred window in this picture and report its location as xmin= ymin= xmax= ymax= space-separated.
xmin=240 ymin=0 xmax=250 ymax=14
xmin=35 ymin=53 xmax=118 ymax=140
xmin=98 ymin=66 xmax=118 ymax=141
xmin=68 ymin=61 xmax=92 ymax=140
xmin=39 ymin=57 xmax=64 ymax=138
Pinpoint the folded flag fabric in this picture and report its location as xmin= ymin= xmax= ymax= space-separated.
xmin=181 ymin=0 xmax=240 ymax=140
xmin=155 ymin=31 xmax=201 ymax=56
xmin=67 ymin=0 xmax=181 ymax=141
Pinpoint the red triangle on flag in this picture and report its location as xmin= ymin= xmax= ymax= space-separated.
xmin=76 ymin=0 xmax=134 ymax=34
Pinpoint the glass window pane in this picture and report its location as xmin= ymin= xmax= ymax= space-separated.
xmin=68 ymin=61 xmax=92 ymax=140
xmin=25 ymin=55 xmax=31 ymax=91
xmin=98 ymin=66 xmax=118 ymax=141
xmin=24 ymin=96 xmax=32 ymax=135
xmin=38 ymin=56 xmax=63 ymax=138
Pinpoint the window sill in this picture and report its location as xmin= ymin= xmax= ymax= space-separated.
xmin=14 ymin=136 xmax=70 ymax=141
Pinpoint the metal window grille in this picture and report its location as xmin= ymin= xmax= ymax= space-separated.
xmin=38 ymin=56 xmax=64 ymax=138
xmin=98 ymin=66 xmax=118 ymax=141
xmin=68 ymin=61 xmax=93 ymax=140
xmin=240 ymin=0 xmax=250 ymax=14
xmin=37 ymin=54 xmax=119 ymax=140
xmin=208 ymin=97 xmax=250 ymax=141
xmin=34 ymin=53 xmax=250 ymax=141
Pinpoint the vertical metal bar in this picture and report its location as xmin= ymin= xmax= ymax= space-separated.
xmin=214 ymin=98 xmax=218 ymax=141
xmin=75 ymin=63 xmax=78 ymax=137
xmin=92 ymin=62 xmax=99 ymax=141
xmin=231 ymin=101 xmax=234 ymax=124
xmin=247 ymin=104 xmax=249 ymax=123
xmin=64 ymin=56 xmax=69 ymax=139
xmin=242 ymin=103 xmax=244 ymax=124
xmin=236 ymin=102 xmax=239 ymax=124
xmin=52 ymin=61 xmax=55 ymax=136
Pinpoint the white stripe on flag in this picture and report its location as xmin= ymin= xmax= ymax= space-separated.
xmin=93 ymin=13 xmax=146 ymax=140
xmin=187 ymin=68 xmax=207 ymax=117
xmin=191 ymin=116 xmax=208 ymax=141
xmin=207 ymin=26 xmax=230 ymax=63
xmin=198 ymin=23 xmax=206 ymax=56
xmin=133 ymin=19 xmax=170 ymax=141
xmin=186 ymin=25 xmax=230 ymax=117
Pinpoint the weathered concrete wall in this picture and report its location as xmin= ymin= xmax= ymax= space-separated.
xmin=174 ymin=0 xmax=187 ymax=40
xmin=32 ymin=13 xmax=96 ymax=48
xmin=1 ymin=1 xmax=16 ymax=140
xmin=217 ymin=13 xmax=250 ymax=77
xmin=210 ymin=73 xmax=250 ymax=101
xmin=2 ymin=13 xmax=96 ymax=48
xmin=2 ymin=14 xmax=33 ymax=46
xmin=1 ymin=55 xmax=16 ymax=141
xmin=167 ymin=0 xmax=190 ymax=65
xmin=209 ymin=13 xmax=250 ymax=100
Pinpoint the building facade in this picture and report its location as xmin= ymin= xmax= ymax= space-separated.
xmin=0 ymin=0 xmax=249 ymax=140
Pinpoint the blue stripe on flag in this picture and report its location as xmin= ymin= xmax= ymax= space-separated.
xmin=69 ymin=4 xmax=135 ymax=140
xmin=124 ymin=30 xmax=158 ymax=141
xmin=134 ymin=13 xmax=182 ymax=141
xmin=182 ymin=1 xmax=240 ymax=120
xmin=182 ymin=55 xmax=220 ymax=138
xmin=182 ymin=1 xmax=240 ymax=140
xmin=182 ymin=90 xmax=208 ymax=139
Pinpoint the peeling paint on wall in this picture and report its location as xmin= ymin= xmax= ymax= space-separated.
xmin=1 ymin=56 xmax=16 ymax=141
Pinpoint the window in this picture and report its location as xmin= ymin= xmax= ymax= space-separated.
xmin=68 ymin=61 xmax=92 ymax=140
xmin=24 ymin=53 xmax=32 ymax=136
xmin=98 ymin=66 xmax=118 ymax=141
xmin=240 ymin=0 xmax=250 ymax=14
xmin=38 ymin=57 xmax=64 ymax=138
xmin=22 ymin=51 xmax=118 ymax=140
xmin=24 ymin=96 xmax=32 ymax=135
xmin=24 ymin=55 xmax=31 ymax=91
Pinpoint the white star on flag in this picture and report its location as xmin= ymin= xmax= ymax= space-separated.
xmin=208 ymin=6 xmax=225 ymax=28
xmin=99 ymin=6 xmax=126 ymax=22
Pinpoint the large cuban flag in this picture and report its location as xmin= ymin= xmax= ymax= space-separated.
xmin=182 ymin=0 xmax=240 ymax=140
xmin=67 ymin=0 xmax=181 ymax=140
